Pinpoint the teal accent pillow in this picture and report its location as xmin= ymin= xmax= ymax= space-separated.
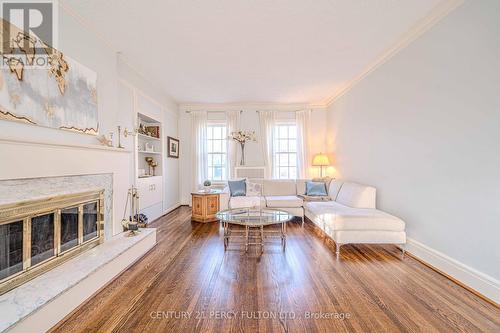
xmin=306 ymin=181 xmax=327 ymax=196
xmin=228 ymin=179 xmax=246 ymax=197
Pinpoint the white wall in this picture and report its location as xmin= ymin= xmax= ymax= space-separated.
xmin=0 ymin=6 xmax=179 ymax=233
xmin=178 ymin=104 xmax=326 ymax=204
xmin=326 ymin=0 xmax=500 ymax=293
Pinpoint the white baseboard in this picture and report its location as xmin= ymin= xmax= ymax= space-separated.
xmin=406 ymin=237 xmax=500 ymax=304
xmin=141 ymin=202 xmax=163 ymax=222
xmin=163 ymin=202 xmax=181 ymax=215
xmin=145 ymin=203 xmax=181 ymax=225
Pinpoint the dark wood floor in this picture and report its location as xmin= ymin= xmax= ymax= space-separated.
xmin=51 ymin=206 xmax=499 ymax=333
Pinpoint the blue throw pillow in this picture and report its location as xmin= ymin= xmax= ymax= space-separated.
xmin=228 ymin=179 xmax=246 ymax=197
xmin=306 ymin=181 xmax=327 ymax=196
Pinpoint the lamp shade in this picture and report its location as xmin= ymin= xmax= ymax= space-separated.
xmin=312 ymin=153 xmax=330 ymax=166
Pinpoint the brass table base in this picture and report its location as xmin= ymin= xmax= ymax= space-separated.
xmin=223 ymin=221 xmax=287 ymax=253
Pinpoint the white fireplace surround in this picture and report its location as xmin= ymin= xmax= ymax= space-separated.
xmin=0 ymin=174 xmax=157 ymax=333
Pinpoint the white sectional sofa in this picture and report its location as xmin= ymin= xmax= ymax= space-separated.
xmin=220 ymin=179 xmax=406 ymax=257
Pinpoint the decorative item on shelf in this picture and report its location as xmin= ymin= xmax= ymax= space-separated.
xmin=138 ymin=123 xmax=147 ymax=135
xmin=138 ymin=168 xmax=146 ymax=177
xmin=96 ymin=134 xmax=112 ymax=147
xmin=151 ymin=162 xmax=158 ymax=175
xmin=137 ymin=169 xmax=146 ymax=178
xmin=117 ymin=125 xmax=134 ymax=148
xmin=203 ymin=179 xmax=211 ymax=191
xmin=145 ymin=125 xmax=160 ymax=138
xmin=145 ymin=157 xmax=158 ymax=176
xmin=229 ymin=130 xmax=257 ymax=165
xmin=117 ymin=126 xmax=124 ymax=148
xmin=167 ymin=136 xmax=180 ymax=158
xmin=312 ymin=153 xmax=330 ymax=177
xmin=121 ymin=186 xmax=141 ymax=236
xmin=144 ymin=142 xmax=154 ymax=152
xmin=123 ymin=127 xmax=134 ymax=137
xmin=145 ymin=157 xmax=153 ymax=175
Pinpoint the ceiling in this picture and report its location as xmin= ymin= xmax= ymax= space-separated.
xmin=62 ymin=0 xmax=444 ymax=105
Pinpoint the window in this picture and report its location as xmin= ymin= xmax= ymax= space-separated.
xmin=273 ymin=123 xmax=297 ymax=179
xmin=207 ymin=124 xmax=227 ymax=181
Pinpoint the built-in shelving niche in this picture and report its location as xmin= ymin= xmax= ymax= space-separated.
xmin=136 ymin=112 xmax=163 ymax=178
xmin=134 ymin=105 xmax=164 ymax=221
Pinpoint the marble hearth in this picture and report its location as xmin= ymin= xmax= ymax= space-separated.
xmin=0 ymin=228 xmax=156 ymax=333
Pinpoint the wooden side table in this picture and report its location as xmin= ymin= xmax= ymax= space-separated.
xmin=191 ymin=190 xmax=221 ymax=222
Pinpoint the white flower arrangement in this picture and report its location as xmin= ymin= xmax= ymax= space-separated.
xmin=229 ymin=130 xmax=257 ymax=144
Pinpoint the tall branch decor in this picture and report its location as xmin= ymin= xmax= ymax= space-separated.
xmin=229 ymin=130 xmax=256 ymax=166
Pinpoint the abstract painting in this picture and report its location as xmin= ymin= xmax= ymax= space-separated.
xmin=0 ymin=19 xmax=98 ymax=135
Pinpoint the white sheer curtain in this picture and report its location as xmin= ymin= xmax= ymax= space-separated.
xmin=258 ymin=111 xmax=276 ymax=178
xmin=226 ymin=110 xmax=240 ymax=179
xmin=296 ymin=109 xmax=312 ymax=178
xmin=191 ymin=111 xmax=208 ymax=191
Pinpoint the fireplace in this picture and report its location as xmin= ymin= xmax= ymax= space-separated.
xmin=0 ymin=190 xmax=104 ymax=294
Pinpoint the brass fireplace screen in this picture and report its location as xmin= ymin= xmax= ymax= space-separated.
xmin=0 ymin=190 xmax=104 ymax=295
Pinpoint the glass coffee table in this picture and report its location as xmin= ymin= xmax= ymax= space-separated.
xmin=216 ymin=208 xmax=293 ymax=252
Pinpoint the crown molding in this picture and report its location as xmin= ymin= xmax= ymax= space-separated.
xmin=322 ymin=0 xmax=464 ymax=107
xmin=179 ymin=102 xmax=327 ymax=112
xmin=61 ymin=0 xmax=463 ymax=109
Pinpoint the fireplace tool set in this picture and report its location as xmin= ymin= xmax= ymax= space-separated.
xmin=122 ymin=186 xmax=141 ymax=236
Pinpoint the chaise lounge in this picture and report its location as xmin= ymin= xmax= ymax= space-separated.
xmin=304 ymin=181 xmax=406 ymax=258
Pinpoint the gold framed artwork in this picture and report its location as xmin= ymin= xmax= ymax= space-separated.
xmin=167 ymin=137 xmax=179 ymax=158
xmin=145 ymin=125 xmax=160 ymax=139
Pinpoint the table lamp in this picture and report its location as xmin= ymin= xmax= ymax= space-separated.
xmin=312 ymin=153 xmax=330 ymax=177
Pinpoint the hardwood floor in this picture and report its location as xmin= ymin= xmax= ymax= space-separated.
xmin=51 ymin=206 xmax=499 ymax=333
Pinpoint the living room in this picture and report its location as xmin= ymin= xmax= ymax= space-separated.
xmin=0 ymin=0 xmax=499 ymax=332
